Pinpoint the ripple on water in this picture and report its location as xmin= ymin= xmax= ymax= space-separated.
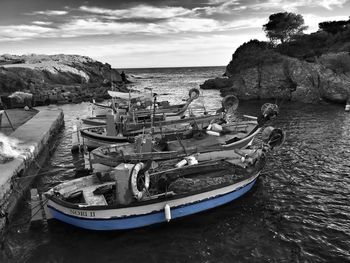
xmin=2 ymin=69 xmax=350 ymax=262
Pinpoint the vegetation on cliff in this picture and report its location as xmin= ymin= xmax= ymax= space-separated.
xmin=263 ymin=12 xmax=307 ymax=44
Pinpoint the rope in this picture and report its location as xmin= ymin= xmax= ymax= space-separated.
xmin=33 ymin=159 xmax=42 ymax=170
xmin=29 ymin=198 xmax=48 ymax=220
xmin=6 ymin=198 xmax=49 ymax=230
xmin=176 ymin=133 xmax=188 ymax=155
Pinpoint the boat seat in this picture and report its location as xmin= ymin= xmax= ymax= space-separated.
xmin=82 ymin=186 xmax=108 ymax=206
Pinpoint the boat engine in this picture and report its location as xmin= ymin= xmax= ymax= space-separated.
xmin=262 ymin=126 xmax=285 ymax=149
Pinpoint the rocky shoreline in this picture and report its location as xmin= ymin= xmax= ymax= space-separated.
xmin=200 ymin=38 xmax=350 ymax=104
xmin=0 ymin=54 xmax=128 ymax=109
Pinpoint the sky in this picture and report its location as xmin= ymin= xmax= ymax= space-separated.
xmin=0 ymin=0 xmax=349 ymax=68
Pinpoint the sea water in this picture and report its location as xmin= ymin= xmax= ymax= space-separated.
xmin=2 ymin=66 xmax=350 ymax=262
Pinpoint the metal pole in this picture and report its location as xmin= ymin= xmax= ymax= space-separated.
xmin=151 ymin=95 xmax=157 ymax=134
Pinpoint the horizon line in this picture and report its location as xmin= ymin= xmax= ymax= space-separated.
xmin=118 ymin=65 xmax=226 ymax=70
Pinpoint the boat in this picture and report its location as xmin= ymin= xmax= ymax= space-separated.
xmin=32 ymin=127 xmax=285 ymax=231
xmin=87 ymin=103 xmax=278 ymax=159
xmin=79 ymin=102 xmax=278 ymax=150
xmin=88 ymin=88 xmax=200 ymax=123
xmin=79 ymin=113 xmax=223 ymax=149
xmin=82 ymin=106 xmax=191 ymax=127
xmin=90 ymin=119 xmax=261 ymax=167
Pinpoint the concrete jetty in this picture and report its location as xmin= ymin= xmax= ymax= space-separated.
xmin=0 ymin=107 xmax=64 ymax=232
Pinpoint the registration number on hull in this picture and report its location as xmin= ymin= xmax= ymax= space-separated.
xmin=70 ymin=209 xmax=96 ymax=217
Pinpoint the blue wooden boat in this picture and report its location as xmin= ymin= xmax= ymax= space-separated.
xmin=32 ymin=128 xmax=284 ymax=231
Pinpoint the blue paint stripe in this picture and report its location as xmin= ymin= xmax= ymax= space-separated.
xmin=49 ymin=179 xmax=257 ymax=231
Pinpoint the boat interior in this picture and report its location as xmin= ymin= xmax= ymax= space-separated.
xmin=50 ymin=158 xmax=262 ymax=207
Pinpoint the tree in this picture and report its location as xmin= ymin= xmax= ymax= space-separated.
xmin=319 ymin=18 xmax=350 ymax=34
xmin=263 ymin=12 xmax=308 ymax=44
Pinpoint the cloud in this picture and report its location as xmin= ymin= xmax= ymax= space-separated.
xmin=205 ymin=0 xmax=349 ymax=13
xmin=0 ymin=25 xmax=55 ymax=41
xmin=0 ymin=5 xmax=267 ymax=41
xmin=318 ymin=0 xmax=348 ymax=10
xmin=60 ymin=16 xmax=260 ymax=37
xmin=32 ymin=21 xmax=53 ymax=25
xmin=79 ymin=5 xmax=192 ymax=19
xmin=61 ymin=18 xmax=169 ymax=36
xmin=28 ymin=10 xmax=68 ymax=16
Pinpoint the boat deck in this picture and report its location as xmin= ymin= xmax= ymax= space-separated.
xmin=82 ymin=185 xmax=108 ymax=206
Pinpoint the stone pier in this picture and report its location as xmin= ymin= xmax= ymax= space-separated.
xmin=0 ymin=107 xmax=64 ymax=232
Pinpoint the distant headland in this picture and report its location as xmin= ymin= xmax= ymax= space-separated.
xmin=0 ymin=54 xmax=127 ymax=107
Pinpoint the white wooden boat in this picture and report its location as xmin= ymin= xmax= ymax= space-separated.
xmin=90 ymin=119 xmax=261 ymax=167
xmin=79 ymin=113 xmax=222 ymax=149
xmin=88 ymin=88 xmax=200 ymax=123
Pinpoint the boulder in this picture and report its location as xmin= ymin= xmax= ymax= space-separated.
xmin=199 ymin=77 xmax=233 ymax=90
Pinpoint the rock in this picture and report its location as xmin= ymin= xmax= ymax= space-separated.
xmin=203 ymin=40 xmax=350 ymax=104
xmin=226 ymin=61 xmax=293 ymax=100
xmin=0 ymin=54 xmax=128 ymax=107
xmin=200 ymin=77 xmax=233 ymax=90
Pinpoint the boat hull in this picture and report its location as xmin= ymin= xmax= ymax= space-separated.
xmin=46 ymin=172 xmax=259 ymax=231
xmin=80 ymin=128 xmax=130 ymax=149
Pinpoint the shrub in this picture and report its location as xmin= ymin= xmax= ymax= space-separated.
xmin=319 ymin=52 xmax=350 ymax=74
xmin=226 ymin=40 xmax=282 ymax=75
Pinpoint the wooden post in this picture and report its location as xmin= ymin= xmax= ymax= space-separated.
xmin=0 ymin=98 xmax=15 ymax=131
xmin=0 ymin=110 xmax=3 ymax=128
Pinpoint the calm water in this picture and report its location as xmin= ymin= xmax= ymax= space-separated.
xmin=2 ymin=67 xmax=350 ymax=262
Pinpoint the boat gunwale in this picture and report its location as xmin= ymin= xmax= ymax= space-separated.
xmin=82 ymin=112 xmax=221 ymax=127
xmin=80 ymin=129 xmax=131 ymax=143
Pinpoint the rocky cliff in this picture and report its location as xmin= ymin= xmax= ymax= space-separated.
xmin=201 ymin=37 xmax=350 ymax=104
xmin=0 ymin=54 xmax=126 ymax=102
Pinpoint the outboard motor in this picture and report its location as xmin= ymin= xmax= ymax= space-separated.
xmin=262 ymin=126 xmax=285 ymax=149
xmin=261 ymin=103 xmax=279 ymax=119
xmin=222 ymin=95 xmax=239 ymax=112
xmin=188 ymin=88 xmax=200 ymax=101
xmin=257 ymin=103 xmax=279 ymax=126
xmin=217 ymin=95 xmax=239 ymax=123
